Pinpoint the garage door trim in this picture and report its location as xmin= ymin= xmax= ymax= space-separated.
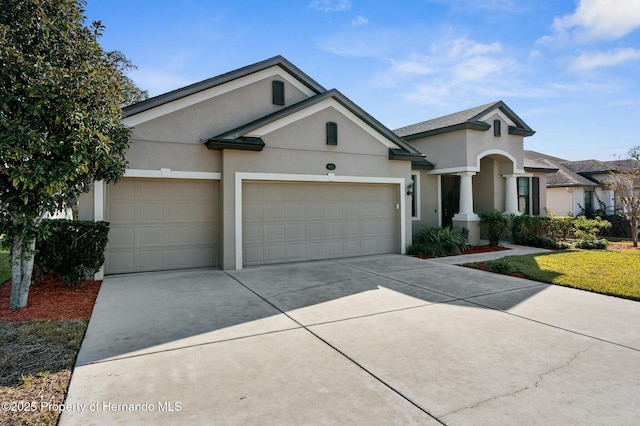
xmin=235 ymin=172 xmax=407 ymax=269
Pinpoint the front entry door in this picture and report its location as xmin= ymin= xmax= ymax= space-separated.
xmin=441 ymin=175 xmax=460 ymax=228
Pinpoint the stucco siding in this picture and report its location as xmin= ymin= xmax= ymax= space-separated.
xmin=127 ymin=71 xmax=309 ymax=144
xmin=547 ymin=187 xmax=575 ymax=216
xmin=125 ymin=139 xmax=221 ymax=172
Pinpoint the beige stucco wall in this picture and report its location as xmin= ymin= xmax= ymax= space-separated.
xmin=218 ymin=107 xmax=413 ymax=269
xmin=412 ymin=172 xmax=439 ymax=237
xmin=127 ymin=71 xmax=309 ymax=144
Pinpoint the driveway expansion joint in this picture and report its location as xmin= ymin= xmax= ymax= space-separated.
xmin=225 ymin=270 xmax=445 ymax=424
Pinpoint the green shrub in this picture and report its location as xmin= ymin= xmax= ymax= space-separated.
xmin=574 ymin=239 xmax=609 ymax=250
xmin=35 ymin=219 xmax=110 ymax=286
xmin=479 ymin=210 xmax=509 ymax=246
xmin=408 ymin=226 xmax=469 ymax=257
xmin=573 ymin=215 xmax=611 ymax=240
xmin=486 ymin=259 xmax=515 ymax=274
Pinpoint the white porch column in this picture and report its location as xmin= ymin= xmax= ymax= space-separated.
xmin=453 ymin=172 xmax=479 ymax=221
xmin=503 ymin=174 xmax=520 ymax=215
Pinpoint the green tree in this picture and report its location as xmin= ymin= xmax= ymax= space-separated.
xmin=107 ymin=50 xmax=149 ymax=106
xmin=605 ymin=147 xmax=640 ymax=247
xmin=0 ymin=0 xmax=131 ymax=308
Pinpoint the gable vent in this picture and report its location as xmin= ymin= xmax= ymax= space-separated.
xmin=272 ymin=80 xmax=285 ymax=105
xmin=326 ymin=122 xmax=338 ymax=145
xmin=494 ymin=119 xmax=501 ymax=137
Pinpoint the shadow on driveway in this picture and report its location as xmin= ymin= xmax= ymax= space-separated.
xmin=77 ymin=254 xmax=547 ymax=365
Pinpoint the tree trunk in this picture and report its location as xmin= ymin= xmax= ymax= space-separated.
xmin=633 ymin=216 xmax=638 ymax=248
xmin=9 ymin=236 xmax=37 ymax=309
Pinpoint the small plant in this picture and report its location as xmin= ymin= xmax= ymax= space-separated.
xmin=408 ymin=226 xmax=469 ymax=257
xmin=486 ymin=259 xmax=515 ymax=274
xmin=479 ymin=210 xmax=509 ymax=246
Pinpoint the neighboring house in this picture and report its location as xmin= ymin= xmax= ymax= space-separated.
xmin=78 ymin=56 xmax=548 ymax=276
xmin=524 ymin=151 xmax=617 ymax=217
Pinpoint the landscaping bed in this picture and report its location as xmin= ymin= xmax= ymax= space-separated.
xmin=464 ymin=248 xmax=640 ymax=301
xmin=0 ymin=274 xmax=100 ymax=425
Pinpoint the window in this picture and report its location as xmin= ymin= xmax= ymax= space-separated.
xmin=326 ymin=122 xmax=338 ymax=145
xmin=494 ymin=119 xmax=501 ymax=137
xmin=517 ymin=177 xmax=529 ymax=214
xmin=584 ymin=189 xmax=594 ymax=214
xmin=517 ymin=177 xmax=541 ymax=216
xmin=272 ymin=80 xmax=285 ymax=105
xmin=532 ymin=177 xmax=540 ymax=215
xmin=410 ymin=174 xmax=419 ymax=219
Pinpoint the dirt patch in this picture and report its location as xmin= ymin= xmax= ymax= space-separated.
xmin=0 ymin=274 xmax=101 ymax=322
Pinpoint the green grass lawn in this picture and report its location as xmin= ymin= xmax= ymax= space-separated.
xmin=0 ymin=250 xmax=10 ymax=284
xmin=486 ymin=249 xmax=640 ymax=300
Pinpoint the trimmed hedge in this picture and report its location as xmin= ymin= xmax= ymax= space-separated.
xmin=35 ymin=219 xmax=110 ymax=286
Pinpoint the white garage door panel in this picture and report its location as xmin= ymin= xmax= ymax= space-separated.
xmin=243 ymin=182 xmax=398 ymax=266
xmin=105 ymin=179 xmax=219 ymax=274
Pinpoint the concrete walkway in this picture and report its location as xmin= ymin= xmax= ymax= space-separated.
xmin=60 ymin=251 xmax=640 ymax=425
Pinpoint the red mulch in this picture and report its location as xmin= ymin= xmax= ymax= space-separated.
xmin=607 ymin=243 xmax=639 ymax=250
xmin=467 ymin=262 xmax=528 ymax=279
xmin=464 ymin=245 xmax=510 ymax=254
xmin=0 ymin=274 xmax=101 ymax=322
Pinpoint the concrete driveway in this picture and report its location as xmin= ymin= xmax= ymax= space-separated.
xmin=60 ymin=254 xmax=640 ymax=425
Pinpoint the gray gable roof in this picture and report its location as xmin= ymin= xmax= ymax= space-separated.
xmin=394 ymin=100 xmax=535 ymax=139
xmin=560 ymin=159 xmax=612 ymax=175
xmin=123 ymin=56 xmax=326 ymax=117
xmin=524 ymin=150 xmax=600 ymax=187
xmin=207 ymin=89 xmax=431 ymax=166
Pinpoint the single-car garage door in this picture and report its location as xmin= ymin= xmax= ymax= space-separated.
xmin=243 ymin=181 xmax=399 ymax=266
xmin=105 ymin=178 xmax=219 ymax=274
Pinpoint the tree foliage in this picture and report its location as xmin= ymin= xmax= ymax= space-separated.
xmin=0 ymin=0 xmax=131 ymax=308
xmin=605 ymin=147 xmax=640 ymax=247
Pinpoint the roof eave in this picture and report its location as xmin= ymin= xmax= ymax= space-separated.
xmin=389 ymin=148 xmax=427 ymax=162
xmin=205 ymin=137 xmax=265 ymax=151
xmin=401 ymin=121 xmax=491 ymax=140
xmin=509 ymin=126 xmax=535 ymax=137
xmin=525 ymin=166 xmax=558 ymax=173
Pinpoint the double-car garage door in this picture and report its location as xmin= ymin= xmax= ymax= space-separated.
xmin=242 ymin=181 xmax=399 ymax=266
xmin=105 ymin=179 xmax=399 ymax=273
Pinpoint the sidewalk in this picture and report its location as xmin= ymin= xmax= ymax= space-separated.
xmin=429 ymin=241 xmax=551 ymax=265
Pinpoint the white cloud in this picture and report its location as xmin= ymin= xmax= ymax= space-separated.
xmin=381 ymin=38 xmax=519 ymax=105
xmin=552 ymin=0 xmax=640 ymax=41
xmin=309 ymin=0 xmax=351 ymax=12
xmin=569 ymin=48 xmax=640 ymax=71
xmin=351 ymin=15 xmax=368 ymax=27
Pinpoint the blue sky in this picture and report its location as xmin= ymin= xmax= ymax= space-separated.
xmin=85 ymin=0 xmax=640 ymax=161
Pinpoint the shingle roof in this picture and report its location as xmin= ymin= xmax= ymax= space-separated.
xmin=560 ymin=159 xmax=612 ymax=174
xmin=524 ymin=150 xmax=600 ymax=187
xmin=394 ymin=100 xmax=535 ymax=139
xmin=394 ymin=102 xmax=497 ymax=137
xmin=603 ymin=159 xmax=640 ymax=172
